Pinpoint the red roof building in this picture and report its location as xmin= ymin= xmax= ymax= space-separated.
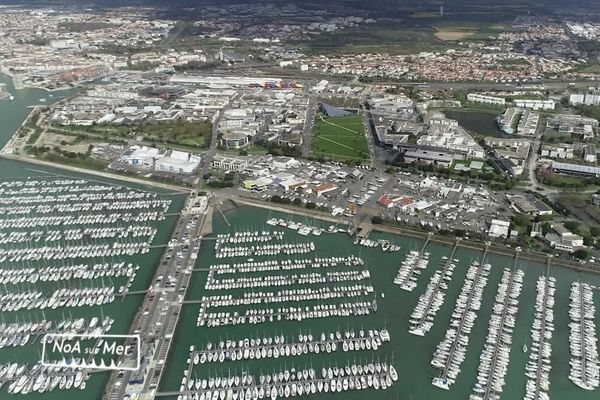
xmin=378 ymin=195 xmax=393 ymax=208
xmin=313 ymin=183 xmax=338 ymax=195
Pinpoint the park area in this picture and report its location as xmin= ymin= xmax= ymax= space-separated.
xmin=49 ymin=119 xmax=213 ymax=149
xmin=311 ymin=114 xmax=369 ymax=161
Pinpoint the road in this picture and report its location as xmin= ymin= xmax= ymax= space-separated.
xmin=104 ymin=193 xmax=209 ymax=400
xmin=361 ymin=98 xmax=389 ymax=169
xmin=525 ymin=117 xmax=558 ymax=196
xmin=301 ymin=95 xmax=318 ymax=157
xmin=201 ymin=108 xmax=225 ymax=177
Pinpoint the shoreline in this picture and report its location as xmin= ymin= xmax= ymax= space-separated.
xmin=232 ymin=195 xmax=600 ymax=275
xmin=0 ymin=70 xmax=75 ymax=92
xmin=0 ymin=152 xmax=191 ymax=193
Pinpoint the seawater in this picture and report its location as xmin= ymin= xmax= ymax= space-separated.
xmin=159 ymin=205 xmax=600 ymax=400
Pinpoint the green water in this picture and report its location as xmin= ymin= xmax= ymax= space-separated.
xmin=159 ymin=206 xmax=600 ymax=400
xmin=445 ymin=110 xmax=509 ymax=138
xmin=0 ymin=74 xmax=186 ymax=399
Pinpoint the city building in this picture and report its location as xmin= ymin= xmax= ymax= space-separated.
xmin=220 ymin=132 xmax=250 ymax=149
xmin=211 ymin=154 xmax=252 ymax=171
xmin=540 ymin=143 xmax=575 ymax=159
xmin=242 ymin=177 xmax=272 ymax=192
xmin=488 ymin=219 xmax=510 ymax=239
xmin=313 ymin=183 xmax=338 ymax=196
xmin=517 ymin=109 xmax=539 ymax=136
xmin=551 ymin=161 xmax=600 ymax=177
xmin=584 ymin=144 xmax=597 ymax=163
xmin=404 ymin=148 xmax=455 ymax=167
xmin=544 ymin=223 xmax=585 ymax=253
xmin=507 ymin=194 xmax=553 ymax=216
xmin=467 ymin=93 xmax=506 ymax=106
xmin=569 ymin=93 xmax=600 ymax=106
xmin=514 ymin=99 xmax=555 ymax=111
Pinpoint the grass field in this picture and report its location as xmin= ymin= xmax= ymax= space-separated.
xmin=542 ymin=129 xmax=573 ymax=143
xmin=299 ymin=24 xmax=452 ymax=55
xmin=55 ymin=120 xmax=213 ymax=149
xmin=312 ymin=115 xmax=369 ymax=161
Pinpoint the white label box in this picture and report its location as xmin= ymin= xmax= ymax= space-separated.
xmin=41 ymin=333 xmax=141 ymax=371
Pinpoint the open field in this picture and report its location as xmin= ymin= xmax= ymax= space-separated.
xmin=299 ymin=16 xmax=514 ymax=55
xmin=299 ymin=24 xmax=452 ymax=55
xmin=542 ymin=128 xmax=573 ymax=143
xmin=434 ymin=28 xmax=478 ymax=41
xmin=312 ymin=114 xmax=369 ymax=161
xmin=52 ymin=120 xmax=212 ymax=149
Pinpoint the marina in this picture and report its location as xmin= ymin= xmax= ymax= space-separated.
xmin=0 ymin=176 xmax=183 ymax=398
xmin=157 ymin=205 xmax=600 ymax=400
xmin=431 ymin=259 xmax=491 ymax=390
xmin=471 ymin=266 xmax=524 ymax=400
xmin=568 ymin=282 xmax=600 ymax=391
xmin=524 ymin=273 xmax=555 ymax=400
xmin=392 ymin=240 xmax=431 ymax=292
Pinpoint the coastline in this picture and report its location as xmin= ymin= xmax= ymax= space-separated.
xmin=233 ymin=195 xmax=600 ymax=275
xmin=1 ymin=69 xmax=76 ymax=92
xmin=0 ymin=152 xmax=191 ymax=193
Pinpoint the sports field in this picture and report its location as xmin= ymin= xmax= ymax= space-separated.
xmin=311 ymin=114 xmax=369 ymax=161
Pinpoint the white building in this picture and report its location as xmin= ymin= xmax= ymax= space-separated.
xmin=569 ymin=93 xmax=600 ymax=106
xmin=488 ymin=219 xmax=510 ymax=239
xmin=467 ymin=93 xmax=506 ymax=106
xmin=514 ymin=99 xmax=555 ymax=111
xmin=155 ymin=150 xmax=201 ymax=174
xmin=120 ymin=146 xmax=161 ymax=168
xmin=272 ymin=157 xmax=301 ymax=170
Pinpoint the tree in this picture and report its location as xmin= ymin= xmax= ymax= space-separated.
xmin=574 ymin=249 xmax=589 ymax=260
xmin=565 ymin=221 xmax=580 ymax=232
xmin=542 ymin=222 xmax=552 ymax=235
xmin=512 ymin=214 xmax=530 ymax=227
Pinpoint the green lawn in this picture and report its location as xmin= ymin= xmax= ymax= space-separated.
xmin=298 ymin=24 xmax=453 ymax=55
xmin=312 ymin=115 xmax=369 ymax=161
xmin=56 ymin=120 xmax=213 ymax=149
xmin=542 ymin=129 xmax=573 ymax=143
